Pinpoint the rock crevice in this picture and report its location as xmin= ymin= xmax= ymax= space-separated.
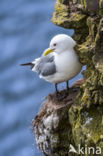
xmin=33 ymin=1 xmax=103 ymax=155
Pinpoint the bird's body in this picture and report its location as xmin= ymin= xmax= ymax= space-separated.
xmin=38 ymin=49 xmax=82 ymax=83
xmin=21 ymin=34 xmax=82 ymax=93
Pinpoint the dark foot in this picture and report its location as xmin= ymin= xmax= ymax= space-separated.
xmin=56 ymin=91 xmax=69 ymax=101
xmin=66 ymin=81 xmax=69 ymax=91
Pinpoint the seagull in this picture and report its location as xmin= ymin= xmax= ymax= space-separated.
xmin=21 ymin=34 xmax=82 ymax=94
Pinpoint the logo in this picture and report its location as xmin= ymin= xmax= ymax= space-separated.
xmin=69 ymin=144 xmax=101 ymax=155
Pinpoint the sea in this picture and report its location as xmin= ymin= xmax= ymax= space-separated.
xmin=0 ymin=0 xmax=84 ymax=155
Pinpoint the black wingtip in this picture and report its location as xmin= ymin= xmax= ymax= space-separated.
xmin=20 ymin=63 xmax=32 ymax=66
xmin=20 ymin=62 xmax=35 ymax=69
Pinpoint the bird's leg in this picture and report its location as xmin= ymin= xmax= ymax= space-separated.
xmin=66 ymin=81 xmax=69 ymax=91
xmin=55 ymin=83 xmax=69 ymax=100
xmin=55 ymin=83 xmax=61 ymax=100
xmin=55 ymin=83 xmax=59 ymax=94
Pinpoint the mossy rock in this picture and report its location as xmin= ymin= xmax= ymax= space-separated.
xmin=33 ymin=1 xmax=103 ymax=155
xmin=69 ymin=104 xmax=103 ymax=155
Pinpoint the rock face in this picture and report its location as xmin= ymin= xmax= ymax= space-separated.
xmin=33 ymin=0 xmax=103 ymax=155
xmin=33 ymin=86 xmax=81 ymax=156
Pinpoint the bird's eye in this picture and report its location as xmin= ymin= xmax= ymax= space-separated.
xmin=53 ymin=43 xmax=56 ymax=46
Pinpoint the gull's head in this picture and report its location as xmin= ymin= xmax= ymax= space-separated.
xmin=44 ymin=34 xmax=76 ymax=56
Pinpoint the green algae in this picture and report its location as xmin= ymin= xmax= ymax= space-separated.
xmin=69 ymin=104 xmax=103 ymax=155
xmin=99 ymin=0 xmax=103 ymax=15
xmin=51 ymin=0 xmax=103 ymax=155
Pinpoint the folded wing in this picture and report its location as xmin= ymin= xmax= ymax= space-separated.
xmin=32 ymin=55 xmax=56 ymax=76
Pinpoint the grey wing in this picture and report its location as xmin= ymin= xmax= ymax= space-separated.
xmin=41 ymin=62 xmax=56 ymax=76
xmin=35 ymin=55 xmax=56 ymax=76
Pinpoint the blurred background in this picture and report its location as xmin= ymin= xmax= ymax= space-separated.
xmin=0 ymin=0 xmax=83 ymax=156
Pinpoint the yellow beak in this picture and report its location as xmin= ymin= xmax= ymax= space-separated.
xmin=43 ymin=48 xmax=54 ymax=56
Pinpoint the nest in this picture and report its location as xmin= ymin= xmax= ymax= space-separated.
xmin=32 ymin=79 xmax=84 ymax=128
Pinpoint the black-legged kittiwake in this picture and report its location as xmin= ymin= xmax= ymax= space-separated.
xmin=21 ymin=34 xmax=82 ymax=93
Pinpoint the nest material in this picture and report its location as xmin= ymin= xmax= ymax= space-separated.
xmin=32 ymin=79 xmax=84 ymax=128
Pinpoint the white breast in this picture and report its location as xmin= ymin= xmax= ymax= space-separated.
xmin=39 ymin=50 xmax=82 ymax=84
xmin=52 ymin=50 xmax=82 ymax=83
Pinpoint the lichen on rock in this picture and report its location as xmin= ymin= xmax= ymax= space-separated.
xmin=33 ymin=0 xmax=103 ymax=155
xmin=52 ymin=0 xmax=103 ymax=107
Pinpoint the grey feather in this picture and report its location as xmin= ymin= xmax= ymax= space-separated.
xmin=35 ymin=55 xmax=56 ymax=76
